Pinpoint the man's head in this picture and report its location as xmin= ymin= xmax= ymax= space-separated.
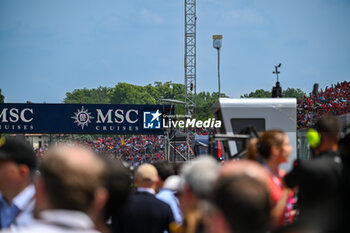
xmin=212 ymin=174 xmax=270 ymax=233
xmin=103 ymin=159 xmax=131 ymax=218
xmin=209 ymin=160 xmax=271 ymax=233
xmin=154 ymin=161 xmax=174 ymax=190
xmin=179 ymin=156 xmax=219 ymax=212
xmin=219 ymin=160 xmax=271 ymax=188
xmin=312 ymin=114 xmax=341 ymax=155
xmin=0 ymin=137 xmax=37 ymax=201
xmin=134 ymin=163 xmax=159 ymax=189
xmin=35 ymin=144 xmax=107 ymax=215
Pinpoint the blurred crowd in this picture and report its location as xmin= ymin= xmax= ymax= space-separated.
xmin=34 ymin=128 xmax=214 ymax=164
xmin=297 ymin=81 xmax=349 ymax=129
xmin=82 ymin=135 xmax=166 ymax=165
xmin=1 ymin=114 xmax=349 ymax=233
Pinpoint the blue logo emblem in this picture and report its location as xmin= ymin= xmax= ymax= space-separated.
xmin=143 ymin=110 xmax=162 ymax=129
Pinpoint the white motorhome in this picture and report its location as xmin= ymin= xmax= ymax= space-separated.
xmin=213 ymin=98 xmax=297 ymax=171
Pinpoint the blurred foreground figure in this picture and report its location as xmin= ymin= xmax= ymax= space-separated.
xmin=209 ymin=160 xmax=271 ymax=233
xmin=155 ymin=161 xmax=183 ymax=226
xmin=338 ymin=125 xmax=350 ymax=233
xmin=0 ymin=137 xmax=37 ymax=230
xmin=247 ymin=130 xmax=295 ymax=227
xmin=97 ymin=158 xmax=131 ymax=233
xmin=178 ymin=156 xmax=219 ymax=233
xmin=2 ymin=144 xmax=108 ymax=233
xmin=284 ymin=115 xmax=342 ymax=233
xmin=112 ymin=163 xmax=174 ymax=233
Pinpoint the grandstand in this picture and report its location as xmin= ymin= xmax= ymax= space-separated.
xmin=297 ymin=81 xmax=349 ymax=129
xmin=33 ymin=81 xmax=349 ymax=163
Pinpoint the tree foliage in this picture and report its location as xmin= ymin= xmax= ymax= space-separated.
xmin=196 ymin=92 xmax=229 ymax=120
xmin=0 ymin=89 xmax=4 ymax=103
xmin=63 ymin=82 xmax=228 ymax=120
xmin=283 ymin=88 xmax=306 ymax=99
xmin=240 ymin=89 xmax=271 ymax=98
xmin=109 ymin=83 xmax=156 ymax=104
xmin=64 ymin=86 xmax=111 ymax=104
xmin=241 ymin=88 xmax=306 ymax=99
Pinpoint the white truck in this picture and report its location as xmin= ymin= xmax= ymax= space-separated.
xmin=212 ymin=98 xmax=297 ymax=171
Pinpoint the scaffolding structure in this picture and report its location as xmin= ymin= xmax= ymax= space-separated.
xmin=163 ymin=0 xmax=197 ymax=162
xmin=183 ymin=0 xmax=197 ymax=160
xmin=184 ymin=0 xmax=197 ymax=118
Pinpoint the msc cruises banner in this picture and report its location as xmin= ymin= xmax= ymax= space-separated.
xmin=0 ymin=104 xmax=171 ymax=134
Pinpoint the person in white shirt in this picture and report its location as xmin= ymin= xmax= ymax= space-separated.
xmin=0 ymin=137 xmax=37 ymax=230
xmin=1 ymin=144 xmax=108 ymax=233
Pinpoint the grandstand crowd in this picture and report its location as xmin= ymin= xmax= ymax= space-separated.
xmin=297 ymin=81 xmax=349 ymax=129
xmin=34 ymin=129 xmax=215 ymax=164
xmin=83 ymin=135 xmax=166 ymax=165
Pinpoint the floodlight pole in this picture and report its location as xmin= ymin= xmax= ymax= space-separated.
xmin=217 ymin=48 xmax=221 ymax=97
xmin=213 ymin=35 xmax=223 ymax=98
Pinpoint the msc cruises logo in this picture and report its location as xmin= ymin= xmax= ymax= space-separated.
xmin=143 ymin=110 xmax=162 ymax=129
xmin=71 ymin=106 xmax=94 ymax=129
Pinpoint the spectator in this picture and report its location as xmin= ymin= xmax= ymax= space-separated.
xmin=154 ymin=161 xmax=175 ymax=192
xmin=0 ymin=137 xmax=37 ymax=231
xmin=155 ymin=161 xmax=183 ymax=226
xmin=178 ymin=156 xmax=219 ymax=233
xmin=209 ymin=160 xmax=271 ymax=233
xmin=247 ymin=130 xmax=295 ymax=228
xmin=211 ymin=173 xmax=270 ymax=233
xmin=2 ymin=144 xmax=108 ymax=233
xmin=338 ymin=125 xmax=350 ymax=232
xmin=284 ymin=114 xmax=342 ymax=233
xmin=112 ymin=163 xmax=174 ymax=233
xmin=97 ymin=157 xmax=132 ymax=233
xmin=297 ymin=81 xmax=349 ymax=129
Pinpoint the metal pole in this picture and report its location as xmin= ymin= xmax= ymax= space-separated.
xmin=217 ymin=48 xmax=221 ymax=98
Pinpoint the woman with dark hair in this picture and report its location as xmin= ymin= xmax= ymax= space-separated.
xmin=247 ymin=130 xmax=295 ymax=229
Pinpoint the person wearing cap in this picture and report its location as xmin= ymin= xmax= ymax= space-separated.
xmin=112 ymin=163 xmax=174 ymax=233
xmin=0 ymin=137 xmax=37 ymax=230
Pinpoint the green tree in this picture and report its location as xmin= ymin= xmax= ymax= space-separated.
xmin=0 ymin=89 xmax=4 ymax=103
xmin=196 ymin=91 xmax=213 ymax=120
xmin=241 ymin=89 xmax=271 ymax=98
xmin=156 ymin=82 xmax=186 ymax=115
xmin=282 ymin=88 xmax=306 ymax=99
xmin=196 ymin=91 xmax=229 ymax=120
xmin=64 ymin=86 xmax=111 ymax=104
xmin=108 ymin=82 xmax=187 ymax=113
xmin=148 ymin=81 xmax=186 ymax=102
xmin=63 ymin=82 xmax=229 ymax=120
xmin=109 ymin=83 xmax=156 ymax=104
xmin=241 ymin=88 xmax=306 ymax=99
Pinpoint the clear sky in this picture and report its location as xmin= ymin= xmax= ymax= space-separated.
xmin=1 ymin=0 xmax=349 ymax=103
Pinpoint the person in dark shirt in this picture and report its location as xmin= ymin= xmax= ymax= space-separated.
xmin=284 ymin=114 xmax=342 ymax=233
xmin=112 ymin=163 xmax=174 ymax=233
xmin=338 ymin=125 xmax=350 ymax=233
